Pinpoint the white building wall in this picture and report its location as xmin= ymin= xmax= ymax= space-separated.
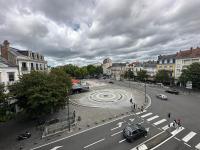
xmin=175 ymin=58 xmax=200 ymax=79
xmin=0 ymin=67 xmax=19 ymax=85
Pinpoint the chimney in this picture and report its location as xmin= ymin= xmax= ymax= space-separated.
xmin=190 ymin=47 xmax=193 ymax=50
xmin=1 ymin=40 xmax=10 ymax=60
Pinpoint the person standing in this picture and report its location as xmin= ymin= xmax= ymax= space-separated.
xmin=177 ymin=119 xmax=181 ymax=128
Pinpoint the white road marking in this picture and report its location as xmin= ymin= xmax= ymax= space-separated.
xmin=136 ymin=110 xmax=147 ymax=115
xmin=184 ymin=142 xmax=192 ymax=148
xmin=195 ymin=143 xmax=200 ymax=149
xmin=131 ymin=131 xmax=165 ymax=150
xmin=162 ymin=123 xmax=173 ymax=130
xmin=150 ymin=127 xmax=185 ymax=150
xmin=119 ymin=139 xmax=126 ymax=143
xmin=31 ymin=112 xmax=135 ymax=150
xmin=141 ymin=112 xmax=152 ymax=118
xmin=111 ymin=130 xmax=123 ymax=136
xmin=182 ymin=131 xmax=196 ymax=143
xmin=50 ymin=146 xmax=63 ymax=150
xmin=147 ymin=115 xmax=159 ymax=121
xmin=153 ymin=119 xmax=166 ymax=126
xmin=83 ymin=138 xmax=105 ymax=149
xmin=131 ymin=144 xmax=148 ymax=150
xmin=174 ymin=137 xmax=181 ymax=141
xmin=171 ymin=127 xmax=185 ymax=136
xmin=129 ymin=118 xmax=135 ymax=122
xmin=111 ymin=122 xmax=124 ymax=131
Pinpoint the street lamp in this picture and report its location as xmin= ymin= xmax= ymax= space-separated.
xmin=144 ymin=78 xmax=147 ymax=103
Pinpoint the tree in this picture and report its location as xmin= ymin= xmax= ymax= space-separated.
xmin=9 ymin=70 xmax=72 ymax=118
xmin=124 ymin=69 xmax=135 ymax=80
xmin=179 ymin=62 xmax=200 ymax=89
xmin=87 ymin=65 xmax=96 ymax=77
xmin=0 ymin=83 xmax=9 ymax=122
xmin=137 ymin=70 xmax=148 ymax=81
xmin=155 ymin=70 xmax=171 ymax=84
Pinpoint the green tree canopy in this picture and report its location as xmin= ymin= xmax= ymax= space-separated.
xmin=155 ymin=70 xmax=171 ymax=84
xmin=137 ymin=70 xmax=148 ymax=81
xmin=179 ymin=62 xmax=200 ymax=89
xmin=9 ymin=70 xmax=72 ymax=118
xmin=124 ymin=69 xmax=135 ymax=80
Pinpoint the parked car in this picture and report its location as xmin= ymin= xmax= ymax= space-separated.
xmin=108 ymin=81 xmax=114 ymax=84
xmin=165 ymin=89 xmax=179 ymax=95
xmin=156 ymin=94 xmax=168 ymax=100
xmin=17 ymin=131 xmax=31 ymax=141
xmin=123 ymin=123 xmax=147 ymax=142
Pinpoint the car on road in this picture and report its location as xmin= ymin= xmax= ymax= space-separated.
xmin=165 ymin=89 xmax=179 ymax=95
xmin=108 ymin=81 xmax=114 ymax=84
xmin=123 ymin=123 xmax=147 ymax=142
xmin=156 ymin=94 xmax=168 ymax=100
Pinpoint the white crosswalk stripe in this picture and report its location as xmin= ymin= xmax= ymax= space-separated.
xmin=141 ymin=112 xmax=152 ymax=118
xmin=147 ymin=115 xmax=159 ymax=121
xmin=153 ymin=119 xmax=167 ymax=126
xmin=136 ymin=110 xmax=147 ymax=115
xmin=182 ymin=131 xmax=197 ymax=143
xmin=162 ymin=123 xmax=173 ymax=130
xmin=195 ymin=143 xmax=200 ymax=150
xmin=171 ymin=127 xmax=185 ymax=135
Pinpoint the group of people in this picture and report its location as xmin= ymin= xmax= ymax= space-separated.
xmin=130 ymin=98 xmax=144 ymax=112
xmin=173 ymin=118 xmax=182 ymax=128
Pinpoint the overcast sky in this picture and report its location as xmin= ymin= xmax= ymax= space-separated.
xmin=0 ymin=0 xmax=200 ymax=66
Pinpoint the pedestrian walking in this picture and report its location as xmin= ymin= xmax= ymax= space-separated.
xmin=177 ymin=119 xmax=181 ymax=128
xmin=141 ymin=105 xmax=144 ymax=112
xmin=130 ymin=98 xmax=133 ymax=104
xmin=133 ymin=103 xmax=136 ymax=109
xmin=173 ymin=119 xmax=177 ymax=128
xmin=168 ymin=113 xmax=171 ymax=127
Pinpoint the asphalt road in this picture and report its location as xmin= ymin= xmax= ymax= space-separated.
xmin=30 ymin=80 xmax=200 ymax=150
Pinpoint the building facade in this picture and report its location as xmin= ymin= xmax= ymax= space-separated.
xmin=0 ymin=40 xmax=48 ymax=76
xmin=175 ymin=47 xmax=200 ymax=80
xmin=0 ymin=56 xmax=19 ymax=86
xmin=108 ymin=63 xmax=128 ymax=80
xmin=102 ymin=58 xmax=112 ymax=76
xmin=143 ymin=60 xmax=157 ymax=78
xmin=157 ymin=54 xmax=176 ymax=77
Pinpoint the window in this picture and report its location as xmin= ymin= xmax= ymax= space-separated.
xmin=40 ymin=64 xmax=43 ymax=70
xmin=0 ymin=72 xmax=1 ymax=82
xmin=31 ymin=63 xmax=34 ymax=70
xmin=21 ymin=62 xmax=27 ymax=71
xmin=8 ymin=72 xmax=15 ymax=81
xmin=159 ymin=60 xmax=162 ymax=64
xmin=36 ymin=64 xmax=39 ymax=70
xmin=164 ymin=59 xmax=167 ymax=64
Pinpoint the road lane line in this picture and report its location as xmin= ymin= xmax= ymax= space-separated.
xmin=182 ymin=131 xmax=197 ymax=143
xmin=136 ymin=110 xmax=147 ymax=115
xmin=150 ymin=127 xmax=185 ymax=150
xmin=111 ymin=126 xmax=120 ymax=131
xmin=83 ymin=138 xmax=105 ymax=149
xmin=174 ymin=137 xmax=181 ymax=141
xmin=111 ymin=130 xmax=122 ymax=136
xmin=119 ymin=139 xmax=126 ymax=143
xmin=195 ymin=143 xmax=200 ymax=149
xmin=141 ymin=112 xmax=152 ymax=118
xmin=147 ymin=115 xmax=159 ymax=121
xmin=31 ymin=112 xmax=135 ymax=150
xmin=161 ymin=123 xmax=173 ymax=130
xmin=184 ymin=142 xmax=192 ymax=148
xmin=131 ymin=144 xmax=148 ymax=150
xmin=153 ymin=119 xmax=166 ymax=126
xmin=130 ymin=130 xmax=165 ymax=150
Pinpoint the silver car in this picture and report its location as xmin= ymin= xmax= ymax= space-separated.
xmin=156 ymin=94 xmax=168 ymax=100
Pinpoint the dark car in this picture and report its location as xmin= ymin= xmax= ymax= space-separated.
xmin=17 ymin=132 xmax=31 ymax=141
xmin=108 ymin=81 xmax=114 ymax=84
xmin=165 ymin=89 xmax=179 ymax=95
xmin=123 ymin=124 xmax=147 ymax=142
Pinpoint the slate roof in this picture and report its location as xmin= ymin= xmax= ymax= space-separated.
xmin=0 ymin=56 xmax=18 ymax=67
xmin=158 ymin=54 xmax=176 ymax=61
xmin=176 ymin=47 xmax=200 ymax=59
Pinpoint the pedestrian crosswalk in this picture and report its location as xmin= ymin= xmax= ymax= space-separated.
xmin=136 ymin=111 xmax=200 ymax=149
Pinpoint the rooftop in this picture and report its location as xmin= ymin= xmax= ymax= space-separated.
xmin=176 ymin=47 xmax=200 ymax=59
